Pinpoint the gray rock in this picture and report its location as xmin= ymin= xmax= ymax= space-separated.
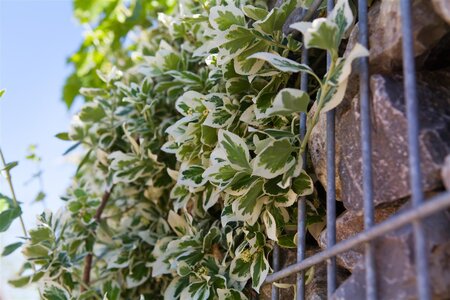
xmin=432 ymin=0 xmax=450 ymax=25
xmin=442 ymin=155 xmax=450 ymax=190
xmin=318 ymin=203 xmax=403 ymax=271
xmin=331 ymin=204 xmax=450 ymax=300
xmin=342 ymin=73 xmax=449 ymax=210
xmin=310 ymin=72 xmax=450 ymax=210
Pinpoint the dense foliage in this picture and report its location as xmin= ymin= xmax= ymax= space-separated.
xmin=1 ymin=0 xmax=366 ymax=299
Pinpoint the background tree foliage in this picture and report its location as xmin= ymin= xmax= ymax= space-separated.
xmin=1 ymin=0 xmax=365 ymax=299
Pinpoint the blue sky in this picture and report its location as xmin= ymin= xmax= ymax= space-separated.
xmin=0 ymin=1 xmax=83 ymax=298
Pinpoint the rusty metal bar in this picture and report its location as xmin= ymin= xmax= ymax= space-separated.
xmin=265 ymin=191 xmax=450 ymax=283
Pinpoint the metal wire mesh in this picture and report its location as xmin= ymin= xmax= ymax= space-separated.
xmin=267 ymin=0 xmax=450 ymax=299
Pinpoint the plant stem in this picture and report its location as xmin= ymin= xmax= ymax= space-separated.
xmin=81 ymin=187 xmax=113 ymax=292
xmin=0 ymin=148 xmax=28 ymax=237
xmin=299 ymin=59 xmax=336 ymax=154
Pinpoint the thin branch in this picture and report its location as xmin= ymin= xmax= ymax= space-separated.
xmin=81 ymin=187 xmax=113 ymax=292
xmin=0 ymin=148 xmax=28 ymax=237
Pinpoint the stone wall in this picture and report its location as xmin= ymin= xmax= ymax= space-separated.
xmin=264 ymin=0 xmax=450 ymax=299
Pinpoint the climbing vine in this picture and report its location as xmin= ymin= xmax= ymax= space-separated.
xmin=0 ymin=0 xmax=366 ymax=299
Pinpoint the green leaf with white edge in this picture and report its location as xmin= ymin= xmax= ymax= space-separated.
xmin=168 ymin=211 xmax=191 ymax=237
xmin=266 ymin=88 xmax=310 ymax=116
xmin=230 ymin=250 xmax=253 ymax=282
xmin=203 ymin=162 xmax=237 ymax=189
xmin=226 ymin=77 xmax=251 ymax=96
xmin=330 ymin=0 xmax=354 ymax=41
xmin=233 ymin=180 xmax=265 ymax=226
xmin=181 ymin=281 xmax=210 ymax=300
xmin=292 ymin=170 xmax=314 ymax=196
xmin=2 ymin=242 xmax=23 ymax=256
xmin=178 ymin=164 xmax=207 ymax=188
xmin=203 ymin=186 xmax=221 ymax=211
xmin=42 ymin=283 xmax=70 ymax=300
xmin=220 ymin=26 xmax=256 ymax=62
xmin=252 ymin=138 xmax=295 ymax=179
xmin=278 ymin=234 xmax=297 ymax=248
xmin=217 ymin=130 xmax=252 ymax=171
xmin=248 ymin=52 xmax=315 ymax=75
xmin=321 ymin=43 xmax=369 ymax=113
xmin=0 ymin=195 xmax=21 ymax=233
xmin=79 ymin=102 xmax=106 ymax=122
xmin=234 ymin=41 xmax=269 ymax=76
xmin=226 ymin=172 xmax=259 ymax=196
xmin=175 ymin=91 xmax=205 ymax=117
xmin=251 ymin=250 xmax=270 ymax=292
xmin=209 ymin=3 xmax=246 ymax=31
xmin=262 ymin=210 xmax=277 ymax=241
xmin=273 ymin=189 xmax=298 ymax=207
xmin=290 ymin=19 xmax=339 ymax=55
xmin=164 ymin=277 xmax=189 ymax=300
xmin=203 ymin=94 xmax=237 ymax=129
xmin=217 ymin=288 xmax=249 ymax=300
xmin=242 ymin=5 xmax=269 ymax=20
xmin=253 ymin=0 xmax=297 ymax=34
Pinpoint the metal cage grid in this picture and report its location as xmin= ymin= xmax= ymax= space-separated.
xmin=266 ymin=0 xmax=450 ymax=299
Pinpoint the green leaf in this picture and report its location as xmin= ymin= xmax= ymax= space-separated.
xmin=178 ymin=165 xmax=207 ymax=188
xmin=321 ymin=43 xmax=369 ymax=113
xmin=267 ymin=88 xmax=310 ymax=116
xmin=79 ymin=102 xmax=106 ymax=122
xmin=2 ymin=242 xmax=23 ymax=256
xmin=242 ymin=5 xmax=268 ymax=20
xmin=262 ymin=210 xmax=277 ymax=241
xmin=9 ymin=276 xmax=31 ymax=288
xmin=251 ymin=251 xmax=269 ymax=292
xmin=0 ymin=195 xmax=21 ymax=233
xmin=55 ymin=132 xmax=70 ymax=141
xmin=217 ymin=130 xmax=251 ymax=171
xmin=278 ymin=234 xmax=297 ymax=248
xmin=330 ymin=0 xmax=354 ymax=41
xmin=209 ymin=4 xmax=246 ymax=31
xmin=2 ymin=161 xmax=18 ymax=172
xmin=248 ymin=52 xmax=317 ymax=79
xmin=34 ymin=191 xmax=46 ymax=203
xmin=292 ymin=170 xmax=314 ymax=196
xmin=217 ymin=288 xmax=249 ymax=300
xmin=252 ymin=138 xmax=295 ymax=179
xmin=42 ymin=284 xmax=69 ymax=300
xmin=290 ymin=19 xmax=339 ymax=54
xmin=0 ymin=89 xmax=5 ymax=98
xmin=253 ymin=0 xmax=297 ymax=34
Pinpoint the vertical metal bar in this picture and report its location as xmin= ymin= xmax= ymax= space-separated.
xmin=326 ymin=0 xmax=337 ymax=297
xmin=296 ymin=48 xmax=309 ymax=300
xmin=271 ymin=244 xmax=280 ymax=300
xmin=400 ymin=0 xmax=430 ymax=299
xmin=358 ymin=0 xmax=377 ymax=299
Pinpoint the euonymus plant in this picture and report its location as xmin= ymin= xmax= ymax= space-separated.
xmin=1 ymin=0 xmax=367 ymax=299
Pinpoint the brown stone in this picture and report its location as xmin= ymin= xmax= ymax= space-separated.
xmin=318 ymin=202 xmax=403 ymax=271
xmin=310 ymin=72 xmax=450 ymax=210
xmin=432 ymin=0 xmax=450 ymax=25
xmin=442 ymin=155 xmax=450 ymax=191
xmin=331 ymin=204 xmax=450 ymax=300
xmin=358 ymin=0 xmax=448 ymax=74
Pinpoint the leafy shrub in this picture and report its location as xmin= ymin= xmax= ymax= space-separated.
xmin=1 ymin=0 xmax=366 ymax=299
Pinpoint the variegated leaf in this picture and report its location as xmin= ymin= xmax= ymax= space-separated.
xmin=266 ymin=88 xmax=310 ymax=116
xmin=252 ymin=138 xmax=295 ymax=179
